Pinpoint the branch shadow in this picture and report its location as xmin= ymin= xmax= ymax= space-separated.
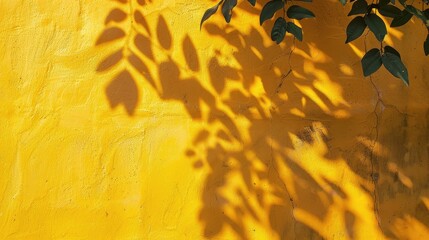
xmin=93 ymin=0 xmax=429 ymax=239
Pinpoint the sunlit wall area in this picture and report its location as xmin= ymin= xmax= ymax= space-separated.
xmin=0 ymin=0 xmax=428 ymax=239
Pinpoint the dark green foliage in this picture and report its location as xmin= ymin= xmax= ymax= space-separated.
xmin=200 ymin=0 xmax=429 ymax=86
xmin=346 ymin=16 xmax=366 ymax=43
xmin=365 ymin=13 xmax=387 ymax=41
xmin=286 ymin=22 xmax=303 ymax=41
xmin=271 ymin=17 xmax=287 ymax=44
xmin=260 ymin=0 xmax=284 ymax=25
xmin=222 ymin=0 xmax=237 ymax=23
xmin=348 ymin=0 xmax=368 ymax=16
xmin=286 ymin=5 xmax=315 ymax=20
xmin=382 ymin=52 xmax=409 ymax=85
xmin=390 ymin=9 xmax=413 ymax=27
xmin=200 ymin=0 xmax=224 ymax=29
xmin=378 ymin=4 xmax=401 ymax=18
xmin=362 ymin=48 xmax=382 ymax=77
xmin=384 ymin=45 xmax=401 ymax=58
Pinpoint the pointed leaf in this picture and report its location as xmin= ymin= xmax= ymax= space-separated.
xmin=260 ymin=0 xmax=284 ymax=25
xmin=271 ymin=17 xmax=287 ymax=44
xmin=404 ymin=5 xmax=428 ymax=26
xmin=382 ymin=52 xmax=409 ymax=85
xmin=361 ymin=48 xmax=382 ymax=76
xmin=365 ymin=13 xmax=387 ymax=41
xmin=286 ymin=22 xmax=303 ymax=41
xmin=200 ymin=0 xmax=224 ymax=29
xmin=287 ymin=5 xmax=315 ymax=20
xmin=222 ymin=0 xmax=237 ymax=23
xmin=391 ymin=9 xmax=413 ymax=27
xmin=348 ymin=0 xmax=368 ymax=16
xmin=346 ymin=16 xmax=367 ymax=43
xmin=379 ymin=5 xmax=402 ymax=18
xmin=384 ymin=45 xmax=401 ymax=59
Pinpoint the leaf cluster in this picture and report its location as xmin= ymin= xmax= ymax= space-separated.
xmin=201 ymin=0 xmax=429 ymax=86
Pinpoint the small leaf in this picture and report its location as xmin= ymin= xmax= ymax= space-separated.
xmin=346 ymin=16 xmax=367 ymax=43
xmin=271 ymin=17 xmax=287 ymax=44
xmin=384 ymin=45 xmax=401 ymax=59
xmin=287 ymin=5 xmax=315 ymax=20
xmin=348 ymin=0 xmax=368 ymax=16
xmin=404 ymin=5 xmax=428 ymax=26
xmin=382 ymin=52 xmax=409 ymax=85
xmin=379 ymin=5 xmax=402 ymax=18
xmin=222 ymin=0 xmax=238 ymax=23
xmin=390 ymin=9 xmax=413 ymax=27
xmin=286 ymin=22 xmax=303 ymax=41
xmin=260 ymin=0 xmax=284 ymax=25
xmin=365 ymin=13 xmax=387 ymax=41
xmin=361 ymin=48 xmax=382 ymax=77
xmin=200 ymin=0 xmax=224 ymax=29
xmin=339 ymin=0 xmax=347 ymax=6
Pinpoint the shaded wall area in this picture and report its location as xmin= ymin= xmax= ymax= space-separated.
xmin=0 ymin=0 xmax=428 ymax=239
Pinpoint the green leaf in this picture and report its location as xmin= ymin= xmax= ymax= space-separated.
xmin=361 ymin=48 xmax=382 ymax=77
xmin=404 ymin=5 xmax=428 ymax=26
xmin=260 ymin=0 xmax=284 ymax=25
xmin=348 ymin=0 xmax=368 ymax=16
xmin=365 ymin=13 xmax=387 ymax=41
xmin=339 ymin=0 xmax=347 ymax=6
xmin=382 ymin=52 xmax=409 ymax=85
xmin=424 ymin=9 xmax=429 ymax=19
xmin=424 ymin=34 xmax=429 ymax=56
xmin=222 ymin=0 xmax=237 ymax=23
xmin=286 ymin=21 xmax=303 ymax=41
xmin=346 ymin=16 xmax=367 ymax=43
xmin=379 ymin=0 xmax=391 ymax=6
xmin=271 ymin=17 xmax=287 ymax=44
xmin=384 ymin=45 xmax=401 ymax=59
xmin=390 ymin=9 xmax=413 ymax=27
xmin=248 ymin=0 xmax=256 ymax=6
xmin=379 ymin=5 xmax=402 ymax=18
xmin=287 ymin=5 xmax=315 ymax=20
xmin=200 ymin=0 xmax=224 ymax=29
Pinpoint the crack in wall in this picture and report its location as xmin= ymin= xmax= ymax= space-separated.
xmin=369 ymin=76 xmax=382 ymax=231
xmin=363 ymin=33 xmax=383 ymax=232
xmin=270 ymin=36 xmax=298 ymax=239
xmin=275 ymin=38 xmax=296 ymax=94
xmin=268 ymin=125 xmax=297 ymax=239
xmin=368 ymin=76 xmax=410 ymax=234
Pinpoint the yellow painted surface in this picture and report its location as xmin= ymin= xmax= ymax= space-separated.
xmin=1 ymin=0 xmax=429 ymax=239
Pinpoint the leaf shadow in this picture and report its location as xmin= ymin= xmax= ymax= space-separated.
xmin=93 ymin=0 xmax=429 ymax=239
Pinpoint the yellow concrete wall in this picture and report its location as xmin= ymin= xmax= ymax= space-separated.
xmin=1 ymin=0 xmax=428 ymax=239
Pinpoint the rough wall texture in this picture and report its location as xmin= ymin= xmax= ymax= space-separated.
xmin=1 ymin=0 xmax=429 ymax=239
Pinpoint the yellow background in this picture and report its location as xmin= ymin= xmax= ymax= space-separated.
xmin=1 ymin=0 xmax=429 ymax=239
